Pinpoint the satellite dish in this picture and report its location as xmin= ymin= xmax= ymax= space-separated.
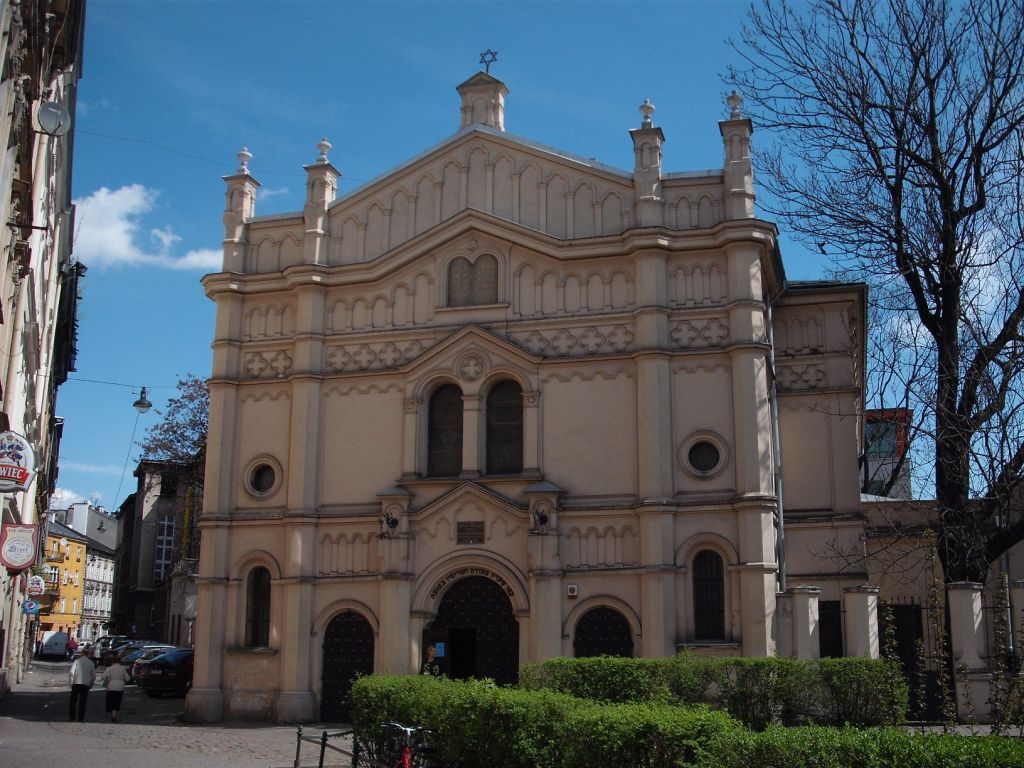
xmin=37 ymin=101 xmax=71 ymax=136
xmin=59 ymin=537 xmax=68 ymax=548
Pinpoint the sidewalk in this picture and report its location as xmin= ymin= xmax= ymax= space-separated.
xmin=0 ymin=659 xmax=354 ymax=768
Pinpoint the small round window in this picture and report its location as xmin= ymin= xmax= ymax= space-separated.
xmin=688 ymin=441 xmax=721 ymax=473
xmin=680 ymin=433 xmax=728 ymax=479
xmin=246 ymin=460 xmax=279 ymax=497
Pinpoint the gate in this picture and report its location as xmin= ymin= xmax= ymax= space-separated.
xmin=573 ymin=606 xmax=634 ymax=657
xmin=425 ymin=575 xmax=519 ymax=684
xmin=320 ymin=610 xmax=374 ymax=723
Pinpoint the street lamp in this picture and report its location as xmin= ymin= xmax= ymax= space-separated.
xmin=132 ymin=387 xmax=152 ymax=414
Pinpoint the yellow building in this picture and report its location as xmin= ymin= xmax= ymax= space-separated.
xmin=39 ymin=520 xmax=88 ymax=641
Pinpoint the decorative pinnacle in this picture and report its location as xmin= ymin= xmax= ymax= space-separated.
xmin=237 ymin=146 xmax=252 ymax=174
xmin=639 ymin=99 xmax=655 ymax=128
xmin=317 ymin=136 xmax=332 ymax=164
xmin=727 ymin=90 xmax=744 ymax=119
xmin=479 ymin=48 xmax=498 ymax=73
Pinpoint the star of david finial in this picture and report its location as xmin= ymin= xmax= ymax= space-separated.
xmin=479 ymin=49 xmax=498 ymax=73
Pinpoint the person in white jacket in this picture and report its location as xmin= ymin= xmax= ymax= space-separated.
xmin=101 ymin=657 xmax=131 ymax=722
xmin=68 ymin=649 xmax=96 ymax=722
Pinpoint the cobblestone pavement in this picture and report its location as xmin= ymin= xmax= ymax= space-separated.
xmin=0 ymin=659 xmax=357 ymax=768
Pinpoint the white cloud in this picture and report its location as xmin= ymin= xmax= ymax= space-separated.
xmin=51 ymin=487 xmax=88 ymax=508
xmin=72 ymin=184 xmax=220 ymax=271
xmin=257 ymin=186 xmax=290 ymax=201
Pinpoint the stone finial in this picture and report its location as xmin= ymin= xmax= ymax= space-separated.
xmin=727 ymin=90 xmax=744 ymax=119
xmin=639 ymin=98 xmax=655 ymax=128
xmin=236 ymin=146 xmax=252 ymax=175
xmin=316 ymin=137 xmax=332 ymax=164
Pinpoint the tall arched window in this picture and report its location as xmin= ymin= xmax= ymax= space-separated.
xmin=486 ymin=380 xmax=523 ymax=474
xmin=428 ymin=384 xmax=463 ymax=477
xmin=693 ymin=549 xmax=725 ymax=640
xmin=245 ymin=566 xmax=271 ymax=647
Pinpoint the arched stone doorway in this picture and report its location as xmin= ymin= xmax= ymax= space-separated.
xmin=424 ymin=575 xmax=519 ymax=684
xmin=320 ymin=610 xmax=374 ymax=723
xmin=573 ymin=605 xmax=634 ymax=657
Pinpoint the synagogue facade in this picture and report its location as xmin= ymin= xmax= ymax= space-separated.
xmin=187 ymin=73 xmax=866 ymax=723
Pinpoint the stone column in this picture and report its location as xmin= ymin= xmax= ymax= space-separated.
xmin=843 ymin=585 xmax=879 ymax=658
xmin=460 ymin=394 xmax=481 ymax=478
xmin=1011 ymin=580 xmax=1024 ymax=655
xmin=786 ymin=586 xmax=821 ymax=660
xmin=947 ymin=582 xmax=994 ymax=722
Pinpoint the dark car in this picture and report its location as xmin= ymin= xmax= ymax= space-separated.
xmin=120 ymin=645 xmax=175 ymax=682
xmin=136 ymin=648 xmax=194 ymax=697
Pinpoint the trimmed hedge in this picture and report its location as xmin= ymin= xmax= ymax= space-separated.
xmin=349 ymin=675 xmax=1024 ymax=768
xmin=717 ymin=725 xmax=1024 ymax=768
xmin=519 ymin=654 xmax=909 ymax=728
xmin=349 ymin=674 xmax=741 ymax=768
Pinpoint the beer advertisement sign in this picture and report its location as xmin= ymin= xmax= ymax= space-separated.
xmin=0 ymin=523 xmax=39 ymax=572
xmin=0 ymin=431 xmax=35 ymax=492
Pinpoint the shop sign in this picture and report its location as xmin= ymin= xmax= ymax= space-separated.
xmin=0 ymin=523 xmax=39 ymax=572
xmin=22 ymin=599 xmax=40 ymax=615
xmin=0 ymin=431 xmax=35 ymax=492
xmin=27 ymin=575 xmax=46 ymax=595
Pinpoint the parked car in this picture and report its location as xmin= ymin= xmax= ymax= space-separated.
xmin=101 ymin=638 xmax=155 ymax=666
xmin=38 ymin=631 xmax=69 ymax=659
xmin=124 ymin=645 xmax=175 ymax=683
xmin=136 ymin=648 xmax=194 ymax=697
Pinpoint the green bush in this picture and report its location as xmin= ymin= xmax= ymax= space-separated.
xmin=519 ymin=655 xmax=672 ymax=703
xmin=715 ymin=725 xmax=1024 ymax=768
xmin=521 ymin=654 xmax=908 ymax=729
xmin=350 ymin=675 xmax=1024 ymax=768
xmin=812 ymin=657 xmax=909 ymax=726
xmin=349 ymin=675 xmax=741 ymax=768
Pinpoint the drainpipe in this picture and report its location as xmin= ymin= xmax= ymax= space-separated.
xmin=766 ymin=281 xmax=788 ymax=593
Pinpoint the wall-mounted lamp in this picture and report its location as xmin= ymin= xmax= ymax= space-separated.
xmin=132 ymin=387 xmax=152 ymax=414
xmin=528 ymin=507 xmax=549 ymax=535
xmin=378 ymin=510 xmax=399 ymax=537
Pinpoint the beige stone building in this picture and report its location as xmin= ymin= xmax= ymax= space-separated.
xmin=187 ymin=73 xmax=867 ymax=723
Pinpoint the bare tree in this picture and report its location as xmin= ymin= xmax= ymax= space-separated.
xmin=730 ymin=0 xmax=1024 ymax=582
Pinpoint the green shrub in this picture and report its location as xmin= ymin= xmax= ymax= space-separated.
xmin=812 ymin=657 xmax=909 ymax=726
xmin=715 ymin=725 xmax=1024 ymax=768
xmin=350 ymin=675 xmax=1023 ymax=768
xmin=519 ymin=655 xmax=672 ymax=703
xmin=521 ymin=654 xmax=908 ymax=729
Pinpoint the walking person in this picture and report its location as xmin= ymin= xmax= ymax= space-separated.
xmin=68 ymin=648 xmax=96 ymax=722
xmin=101 ymin=655 xmax=130 ymax=722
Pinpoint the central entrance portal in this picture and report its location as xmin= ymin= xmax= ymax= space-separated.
xmin=425 ymin=575 xmax=519 ymax=684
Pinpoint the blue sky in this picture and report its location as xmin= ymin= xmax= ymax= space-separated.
xmin=55 ymin=0 xmax=827 ymax=511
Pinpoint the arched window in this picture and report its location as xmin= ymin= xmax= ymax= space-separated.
xmin=693 ymin=549 xmax=725 ymax=640
xmin=245 ymin=566 xmax=271 ymax=647
xmin=428 ymin=384 xmax=463 ymax=477
xmin=486 ymin=380 xmax=523 ymax=474
xmin=447 ymin=255 xmax=498 ymax=306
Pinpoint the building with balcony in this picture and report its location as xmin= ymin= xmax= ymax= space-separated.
xmin=38 ymin=519 xmax=87 ymax=642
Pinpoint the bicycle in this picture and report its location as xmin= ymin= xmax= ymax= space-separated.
xmin=354 ymin=720 xmax=436 ymax=768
